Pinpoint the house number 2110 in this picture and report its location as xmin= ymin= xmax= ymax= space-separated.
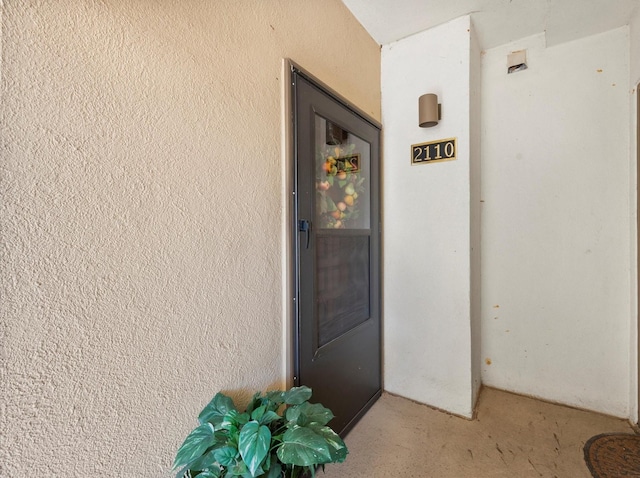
xmin=411 ymin=138 xmax=457 ymax=165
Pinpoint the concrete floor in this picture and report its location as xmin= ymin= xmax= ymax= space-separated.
xmin=322 ymin=387 xmax=636 ymax=477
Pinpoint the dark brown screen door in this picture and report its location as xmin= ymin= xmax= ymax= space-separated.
xmin=292 ymin=68 xmax=381 ymax=436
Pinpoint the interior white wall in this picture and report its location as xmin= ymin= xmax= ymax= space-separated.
xmin=382 ymin=15 xmax=479 ymax=418
xmin=0 ymin=1 xmax=380 ymax=475
xmin=481 ymin=28 xmax=632 ymax=418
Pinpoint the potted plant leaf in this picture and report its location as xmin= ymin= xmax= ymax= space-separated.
xmin=173 ymin=386 xmax=348 ymax=478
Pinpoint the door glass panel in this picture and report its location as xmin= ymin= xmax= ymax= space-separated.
xmin=316 ymin=235 xmax=370 ymax=347
xmin=315 ymin=116 xmax=370 ymax=230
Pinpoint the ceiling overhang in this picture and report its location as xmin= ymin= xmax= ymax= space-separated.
xmin=341 ymin=0 xmax=639 ymax=50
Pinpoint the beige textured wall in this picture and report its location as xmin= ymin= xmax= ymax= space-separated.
xmin=0 ymin=1 xmax=380 ymax=475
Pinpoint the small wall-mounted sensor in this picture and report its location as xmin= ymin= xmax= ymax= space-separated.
xmin=507 ymin=49 xmax=527 ymax=74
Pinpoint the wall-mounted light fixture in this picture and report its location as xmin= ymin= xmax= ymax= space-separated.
xmin=419 ymin=93 xmax=440 ymax=128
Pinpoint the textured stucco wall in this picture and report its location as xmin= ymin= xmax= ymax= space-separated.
xmin=0 ymin=1 xmax=380 ymax=475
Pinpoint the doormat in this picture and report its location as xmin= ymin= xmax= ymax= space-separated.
xmin=584 ymin=433 xmax=640 ymax=477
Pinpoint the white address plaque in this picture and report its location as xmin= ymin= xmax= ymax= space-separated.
xmin=411 ymin=137 xmax=457 ymax=165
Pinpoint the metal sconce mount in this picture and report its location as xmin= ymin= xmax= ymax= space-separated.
xmin=419 ymin=93 xmax=441 ymax=128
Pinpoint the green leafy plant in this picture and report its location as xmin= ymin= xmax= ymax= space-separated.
xmin=173 ymin=386 xmax=348 ymax=478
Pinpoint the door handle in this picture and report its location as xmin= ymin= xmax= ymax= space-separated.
xmin=298 ymin=220 xmax=311 ymax=249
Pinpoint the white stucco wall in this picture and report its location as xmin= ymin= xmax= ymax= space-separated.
xmin=469 ymin=21 xmax=482 ymax=409
xmin=0 ymin=1 xmax=380 ymax=476
xmin=631 ymin=6 xmax=640 ymax=85
xmin=382 ymin=15 xmax=479 ymax=418
xmin=630 ymin=5 xmax=640 ymax=424
xmin=481 ymin=28 xmax=632 ymax=418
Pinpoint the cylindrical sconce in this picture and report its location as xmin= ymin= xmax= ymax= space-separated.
xmin=419 ymin=93 xmax=440 ymax=128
